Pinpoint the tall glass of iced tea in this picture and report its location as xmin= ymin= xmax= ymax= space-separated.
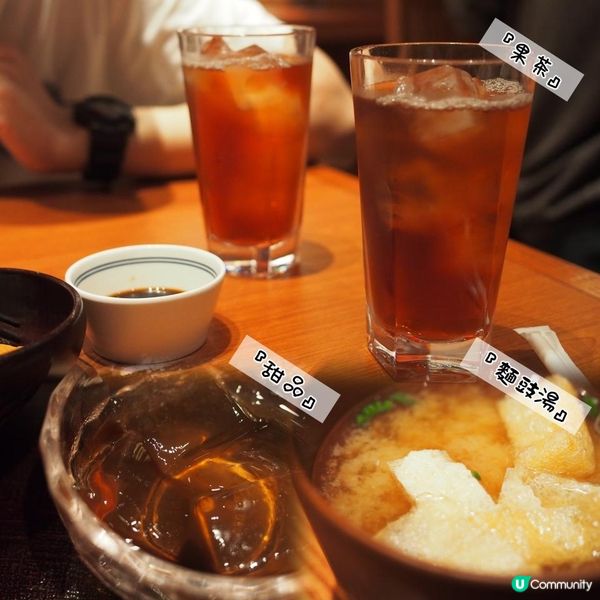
xmin=350 ymin=43 xmax=533 ymax=377
xmin=179 ymin=26 xmax=315 ymax=277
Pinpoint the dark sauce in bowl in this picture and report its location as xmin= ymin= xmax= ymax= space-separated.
xmin=111 ymin=287 xmax=184 ymax=299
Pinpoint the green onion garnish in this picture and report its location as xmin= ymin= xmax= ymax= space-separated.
xmin=355 ymin=392 xmax=416 ymax=427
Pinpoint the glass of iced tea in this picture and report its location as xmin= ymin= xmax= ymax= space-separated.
xmin=178 ymin=26 xmax=315 ymax=278
xmin=350 ymin=43 xmax=534 ymax=377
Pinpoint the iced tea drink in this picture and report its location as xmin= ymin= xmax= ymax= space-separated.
xmin=350 ymin=44 xmax=533 ymax=376
xmin=179 ymin=27 xmax=315 ymax=277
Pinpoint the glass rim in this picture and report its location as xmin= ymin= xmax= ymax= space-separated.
xmin=350 ymin=42 xmax=508 ymax=66
xmin=178 ymin=24 xmax=315 ymax=39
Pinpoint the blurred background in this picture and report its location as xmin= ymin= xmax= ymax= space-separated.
xmin=260 ymin=0 xmax=453 ymax=80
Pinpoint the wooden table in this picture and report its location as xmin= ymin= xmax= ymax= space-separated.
xmin=2 ymin=166 xmax=599 ymax=388
xmin=1 ymin=166 xmax=600 ymax=598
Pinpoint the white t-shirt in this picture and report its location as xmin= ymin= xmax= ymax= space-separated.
xmin=0 ymin=0 xmax=279 ymax=104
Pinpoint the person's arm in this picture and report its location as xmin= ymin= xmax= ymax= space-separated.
xmin=0 ymin=45 xmax=87 ymax=173
xmin=0 ymin=44 xmax=354 ymax=179
xmin=0 ymin=44 xmax=191 ymax=177
xmin=124 ymin=104 xmax=195 ymax=177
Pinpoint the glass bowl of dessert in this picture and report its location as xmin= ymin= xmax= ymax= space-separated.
xmin=39 ymin=359 xmax=334 ymax=599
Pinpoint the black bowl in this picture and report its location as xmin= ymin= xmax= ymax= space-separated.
xmin=0 ymin=268 xmax=86 ymax=424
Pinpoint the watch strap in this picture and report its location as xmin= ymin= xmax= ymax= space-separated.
xmin=83 ymin=126 xmax=130 ymax=182
xmin=73 ymin=95 xmax=135 ymax=183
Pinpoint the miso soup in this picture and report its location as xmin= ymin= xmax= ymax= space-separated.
xmin=314 ymin=380 xmax=600 ymax=575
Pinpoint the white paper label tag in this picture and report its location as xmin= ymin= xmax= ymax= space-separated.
xmin=479 ymin=18 xmax=584 ymax=101
xmin=461 ymin=338 xmax=590 ymax=434
xmin=229 ymin=335 xmax=340 ymax=423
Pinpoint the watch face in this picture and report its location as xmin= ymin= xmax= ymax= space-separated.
xmin=92 ymin=97 xmax=130 ymax=119
xmin=74 ymin=95 xmax=135 ymax=134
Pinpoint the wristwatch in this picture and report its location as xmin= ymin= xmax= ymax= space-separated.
xmin=73 ymin=95 xmax=135 ymax=182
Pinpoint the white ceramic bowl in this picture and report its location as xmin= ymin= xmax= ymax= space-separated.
xmin=65 ymin=244 xmax=225 ymax=364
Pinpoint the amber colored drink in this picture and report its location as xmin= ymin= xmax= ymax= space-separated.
xmin=356 ymin=82 xmax=532 ymax=341
xmin=184 ymin=43 xmax=311 ymax=278
xmin=351 ymin=47 xmax=533 ymax=374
